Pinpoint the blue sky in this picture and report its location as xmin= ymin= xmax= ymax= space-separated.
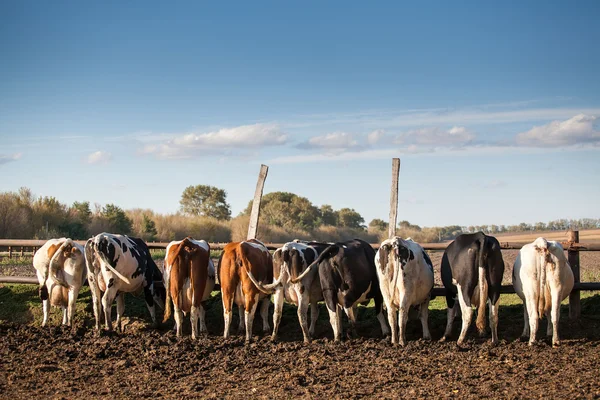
xmin=1 ymin=1 xmax=599 ymax=227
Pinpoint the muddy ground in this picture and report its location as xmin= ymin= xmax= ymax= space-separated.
xmin=2 ymin=293 xmax=600 ymax=399
xmin=2 ymin=249 xmax=600 ymax=399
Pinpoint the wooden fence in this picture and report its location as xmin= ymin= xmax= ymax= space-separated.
xmin=1 ymin=233 xmax=599 ymax=318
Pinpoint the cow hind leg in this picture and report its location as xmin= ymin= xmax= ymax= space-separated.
xmin=309 ymin=301 xmax=319 ymax=338
xmin=521 ymin=300 xmax=530 ymax=340
xmin=61 ymin=307 xmax=68 ymax=326
xmin=244 ymin=294 xmax=260 ymax=344
xmin=397 ymin=299 xmax=410 ymax=346
xmin=386 ymin=303 xmax=399 ymax=345
xmin=260 ymin=297 xmax=271 ymax=334
xmin=488 ymin=298 xmax=499 ymax=345
xmin=375 ymin=294 xmax=390 ymax=337
xmin=550 ymin=291 xmax=561 ymax=347
xmin=526 ymin=294 xmax=539 ymax=346
xmin=419 ymin=298 xmax=432 ymax=341
xmin=271 ymin=288 xmax=284 ymax=341
xmin=143 ymin=285 xmax=158 ymax=328
xmin=190 ymin=305 xmax=199 ymax=339
xmin=237 ymin=304 xmax=245 ymax=335
xmin=222 ymin=294 xmax=234 ymax=339
xmin=67 ymin=287 xmax=79 ymax=327
xmin=101 ymin=288 xmax=118 ymax=332
xmin=115 ymin=294 xmax=125 ymax=333
xmin=456 ymin=286 xmax=473 ymax=346
xmin=42 ymin=297 xmax=51 ymax=327
xmin=344 ymin=305 xmax=358 ymax=340
xmin=198 ymin=304 xmax=207 ymax=335
xmin=440 ymin=299 xmax=458 ymax=342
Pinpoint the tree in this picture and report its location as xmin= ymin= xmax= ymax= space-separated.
xmin=319 ymin=204 xmax=338 ymax=226
xmin=337 ymin=208 xmax=365 ymax=229
xmin=244 ymin=192 xmax=321 ymax=231
xmin=180 ymin=185 xmax=231 ymax=220
xmin=141 ymin=214 xmax=158 ymax=241
xmin=369 ymin=218 xmax=388 ymax=231
xmin=102 ymin=204 xmax=133 ymax=234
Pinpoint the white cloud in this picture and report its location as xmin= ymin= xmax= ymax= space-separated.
xmin=0 ymin=153 xmax=22 ymax=165
xmin=395 ymin=126 xmax=475 ymax=146
xmin=141 ymin=123 xmax=288 ymax=159
xmin=516 ymin=114 xmax=599 ymax=147
xmin=367 ymin=129 xmax=386 ymax=145
xmin=86 ymin=151 xmax=112 ymax=164
xmin=296 ymin=132 xmax=359 ymax=151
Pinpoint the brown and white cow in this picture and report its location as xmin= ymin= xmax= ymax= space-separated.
xmin=33 ymin=238 xmax=87 ymax=327
xmin=162 ymin=237 xmax=216 ymax=339
xmin=219 ymin=239 xmax=273 ymax=343
xmin=375 ymin=237 xmax=434 ymax=346
xmin=513 ymin=238 xmax=574 ymax=347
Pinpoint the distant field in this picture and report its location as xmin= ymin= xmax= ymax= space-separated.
xmin=493 ymin=229 xmax=600 ymax=243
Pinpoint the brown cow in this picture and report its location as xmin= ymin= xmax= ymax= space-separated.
xmin=163 ymin=237 xmax=216 ymax=339
xmin=219 ymin=239 xmax=273 ymax=343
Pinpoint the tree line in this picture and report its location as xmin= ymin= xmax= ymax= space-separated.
xmin=0 ymin=185 xmax=598 ymax=243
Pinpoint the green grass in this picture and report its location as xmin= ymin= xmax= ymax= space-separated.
xmin=0 ymin=258 xmax=32 ymax=266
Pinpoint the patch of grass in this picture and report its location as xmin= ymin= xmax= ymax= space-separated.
xmin=0 ymin=258 xmax=32 ymax=266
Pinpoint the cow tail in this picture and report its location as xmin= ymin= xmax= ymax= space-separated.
xmin=164 ymin=241 xmax=183 ymax=323
xmin=476 ymin=235 xmax=489 ymax=334
xmin=49 ymin=239 xmax=72 ymax=288
xmin=534 ymin=238 xmax=549 ymax=318
xmin=183 ymin=238 xmax=201 ymax=308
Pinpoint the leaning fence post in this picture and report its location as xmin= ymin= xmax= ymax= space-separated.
xmin=247 ymin=164 xmax=269 ymax=240
xmin=568 ymin=230 xmax=581 ymax=319
xmin=388 ymin=158 xmax=401 ymax=238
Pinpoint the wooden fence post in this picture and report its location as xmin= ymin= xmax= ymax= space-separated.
xmin=568 ymin=230 xmax=581 ymax=319
xmin=8 ymin=246 xmax=12 ymax=259
xmin=388 ymin=158 xmax=401 ymax=238
xmin=247 ymin=164 xmax=269 ymax=240
xmin=20 ymin=247 xmax=24 ymax=257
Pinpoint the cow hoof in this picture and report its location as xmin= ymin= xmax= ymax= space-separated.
xmin=271 ymin=334 xmax=278 ymax=342
xmin=519 ymin=335 xmax=528 ymax=342
xmin=478 ymin=331 xmax=487 ymax=338
xmin=303 ymin=338 xmax=311 ymax=344
xmin=423 ymin=335 xmax=432 ymax=341
xmin=552 ymin=341 xmax=561 ymax=348
xmin=439 ymin=336 xmax=448 ymax=343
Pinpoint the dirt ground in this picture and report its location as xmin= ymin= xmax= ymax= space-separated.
xmin=2 ymin=249 xmax=600 ymax=399
xmin=1 ymin=303 xmax=600 ymax=400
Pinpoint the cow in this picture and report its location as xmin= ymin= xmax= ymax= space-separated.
xmin=440 ymin=232 xmax=505 ymax=346
xmin=162 ymin=237 xmax=216 ymax=339
xmin=291 ymin=239 xmax=390 ymax=342
xmin=513 ymin=238 xmax=574 ymax=347
xmin=375 ymin=236 xmax=434 ymax=346
xmin=84 ymin=233 xmax=164 ymax=332
xmin=218 ymin=239 xmax=273 ymax=343
xmin=33 ymin=238 xmax=87 ymax=327
xmin=248 ymin=241 xmax=324 ymax=343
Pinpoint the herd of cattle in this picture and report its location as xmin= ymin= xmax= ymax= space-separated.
xmin=32 ymin=232 xmax=575 ymax=347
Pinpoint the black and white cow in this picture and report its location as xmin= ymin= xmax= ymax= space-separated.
xmin=440 ymin=232 xmax=505 ymax=346
xmin=292 ymin=239 xmax=389 ymax=341
xmin=249 ymin=241 xmax=323 ymax=343
xmin=84 ymin=233 xmax=164 ymax=332
xmin=375 ymin=237 xmax=434 ymax=345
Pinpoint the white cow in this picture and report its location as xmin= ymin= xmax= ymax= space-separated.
xmin=33 ymin=238 xmax=87 ymax=327
xmin=513 ymin=237 xmax=574 ymax=347
xmin=375 ymin=236 xmax=434 ymax=346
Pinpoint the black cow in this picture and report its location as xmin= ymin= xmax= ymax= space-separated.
xmin=440 ymin=232 xmax=505 ymax=345
xmin=84 ymin=233 xmax=164 ymax=332
xmin=292 ymin=239 xmax=389 ymax=341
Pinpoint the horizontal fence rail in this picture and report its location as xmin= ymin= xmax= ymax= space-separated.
xmin=1 ymin=239 xmax=599 ymax=252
